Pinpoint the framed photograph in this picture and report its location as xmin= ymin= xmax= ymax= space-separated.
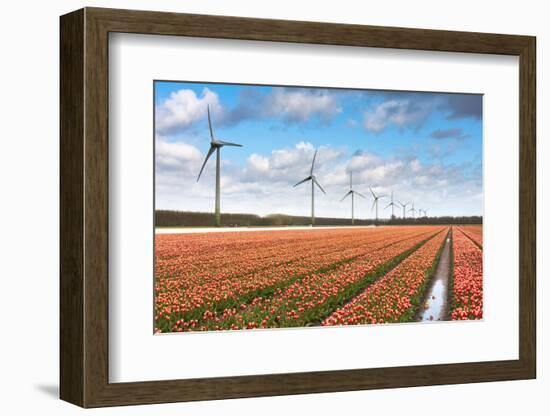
xmin=60 ymin=7 xmax=536 ymax=407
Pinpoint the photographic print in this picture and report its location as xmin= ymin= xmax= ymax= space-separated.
xmin=154 ymin=81 xmax=483 ymax=334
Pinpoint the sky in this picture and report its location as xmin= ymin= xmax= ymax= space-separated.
xmin=154 ymin=81 xmax=483 ymax=219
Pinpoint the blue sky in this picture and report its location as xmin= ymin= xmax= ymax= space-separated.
xmin=154 ymin=81 xmax=482 ymax=218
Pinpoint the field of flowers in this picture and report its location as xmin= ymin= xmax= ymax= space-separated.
xmin=154 ymin=225 xmax=463 ymax=332
xmin=156 ymin=229 xmax=406 ymax=327
xmin=155 ymin=224 xmax=483 ymax=332
xmin=450 ymin=227 xmax=483 ymax=320
xmin=322 ymin=229 xmax=448 ymax=326
xmin=196 ymin=227 xmax=446 ymax=331
xmin=457 ymin=225 xmax=483 ymax=248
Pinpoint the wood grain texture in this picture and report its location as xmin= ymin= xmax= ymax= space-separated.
xmin=518 ymin=38 xmax=536 ymax=376
xmin=59 ymin=7 xmax=537 ymax=408
xmin=59 ymin=8 xmax=84 ymax=407
xmin=83 ymin=10 xmax=110 ymax=407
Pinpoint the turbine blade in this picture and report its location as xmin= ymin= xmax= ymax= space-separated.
xmin=340 ymin=191 xmax=352 ymax=202
xmin=207 ymin=105 xmax=214 ymax=141
xmin=384 ymin=202 xmax=392 ymax=209
xmin=369 ymin=186 xmax=376 ymax=199
xmin=314 ymin=178 xmax=326 ymax=194
xmin=355 ymin=191 xmax=366 ymax=199
xmin=310 ymin=149 xmax=318 ymax=175
xmin=293 ymin=176 xmax=312 ymax=187
xmin=197 ymin=146 xmax=216 ymax=181
xmin=371 ymin=200 xmax=376 ymax=212
xmin=218 ymin=140 xmax=243 ymax=147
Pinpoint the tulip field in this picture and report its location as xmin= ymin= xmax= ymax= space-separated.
xmin=451 ymin=226 xmax=483 ymax=320
xmin=154 ymin=224 xmax=483 ymax=333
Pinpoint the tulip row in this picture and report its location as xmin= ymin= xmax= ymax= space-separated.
xmin=456 ymin=225 xmax=483 ymax=248
xmin=156 ymin=228 xmax=381 ymax=281
xmin=171 ymin=227 xmax=446 ymax=331
xmin=155 ymin=227 xmax=439 ymax=332
xmin=450 ymin=228 xmax=483 ymax=320
xmin=322 ymin=228 xmax=448 ymax=326
xmin=156 ymin=227 xmax=423 ymax=285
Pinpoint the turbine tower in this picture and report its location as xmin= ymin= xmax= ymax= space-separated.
xmin=293 ymin=149 xmax=326 ymax=226
xmin=340 ymin=172 xmax=365 ymax=225
xmin=398 ymin=201 xmax=409 ymax=218
xmin=408 ymin=201 xmax=417 ymax=218
xmin=197 ymin=105 xmax=243 ymax=227
xmin=385 ymin=190 xmax=398 ymax=219
xmin=369 ymin=187 xmax=386 ymax=222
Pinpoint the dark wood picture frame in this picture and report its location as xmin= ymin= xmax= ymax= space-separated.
xmin=60 ymin=7 xmax=536 ymax=408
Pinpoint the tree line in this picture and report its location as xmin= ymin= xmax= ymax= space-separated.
xmin=155 ymin=210 xmax=482 ymax=227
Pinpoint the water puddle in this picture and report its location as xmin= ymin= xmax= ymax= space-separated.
xmin=418 ymin=236 xmax=451 ymax=322
xmin=420 ymin=279 xmax=447 ymax=321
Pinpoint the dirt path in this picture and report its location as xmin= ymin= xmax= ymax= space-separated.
xmin=416 ymin=233 xmax=451 ymax=322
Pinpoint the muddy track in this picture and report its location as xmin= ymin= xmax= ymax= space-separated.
xmin=416 ymin=231 xmax=452 ymax=322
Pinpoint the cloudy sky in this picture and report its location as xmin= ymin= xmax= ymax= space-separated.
xmin=155 ymin=81 xmax=482 ymax=219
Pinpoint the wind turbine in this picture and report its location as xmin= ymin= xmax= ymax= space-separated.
xmin=398 ymin=201 xmax=409 ymax=219
xmin=422 ymin=208 xmax=430 ymax=217
xmin=340 ymin=172 xmax=365 ymax=225
xmin=293 ymin=149 xmax=326 ymax=226
xmin=408 ymin=201 xmax=417 ymax=218
xmin=385 ymin=190 xmax=398 ymax=219
xmin=369 ymin=187 xmax=386 ymax=222
xmin=197 ymin=105 xmax=243 ymax=227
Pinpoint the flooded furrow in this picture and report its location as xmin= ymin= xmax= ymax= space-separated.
xmin=417 ymin=233 xmax=451 ymax=322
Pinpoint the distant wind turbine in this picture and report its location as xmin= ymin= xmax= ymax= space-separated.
xmin=197 ymin=105 xmax=243 ymax=227
xmin=408 ymin=201 xmax=417 ymax=218
xmin=369 ymin=187 xmax=386 ymax=222
xmin=398 ymin=201 xmax=410 ymax=219
xmin=340 ymin=172 xmax=365 ymax=225
xmin=385 ymin=190 xmax=398 ymax=219
xmin=293 ymin=149 xmax=326 ymax=226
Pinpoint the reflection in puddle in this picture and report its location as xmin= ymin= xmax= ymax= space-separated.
xmin=420 ymin=278 xmax=447 ymax=321
xmin=419 ymin=236 xmax=451 ymax=322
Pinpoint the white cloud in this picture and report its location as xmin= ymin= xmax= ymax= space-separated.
xmin=413 ymin=175 xmax=430 ymax=185
xmin=364 ymin=99 xmax=432 ymax=133
xmin=155 ymin=87 xmax=344 ymax=132
xmin=155 ymin=135 xmax=202 ymax=174
xmin=347 ymin=152 xmax=406 ymax=184
xmin=347 ymin=152 xmax=381 ymax=172
xmin=156 ymin=88 xmax=221 ymax=134
xmin=264 ymin=89 xmax=341 ymax=123
xmin=246 ymin=154 xmax=270 ymax=174
xmin=409 ymin=159 xmax=422 ymax=173
xmin=155 ymin=139 xmax=482 ymax=218
xmin=242 ymin=141 xmax=344 ymax=186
